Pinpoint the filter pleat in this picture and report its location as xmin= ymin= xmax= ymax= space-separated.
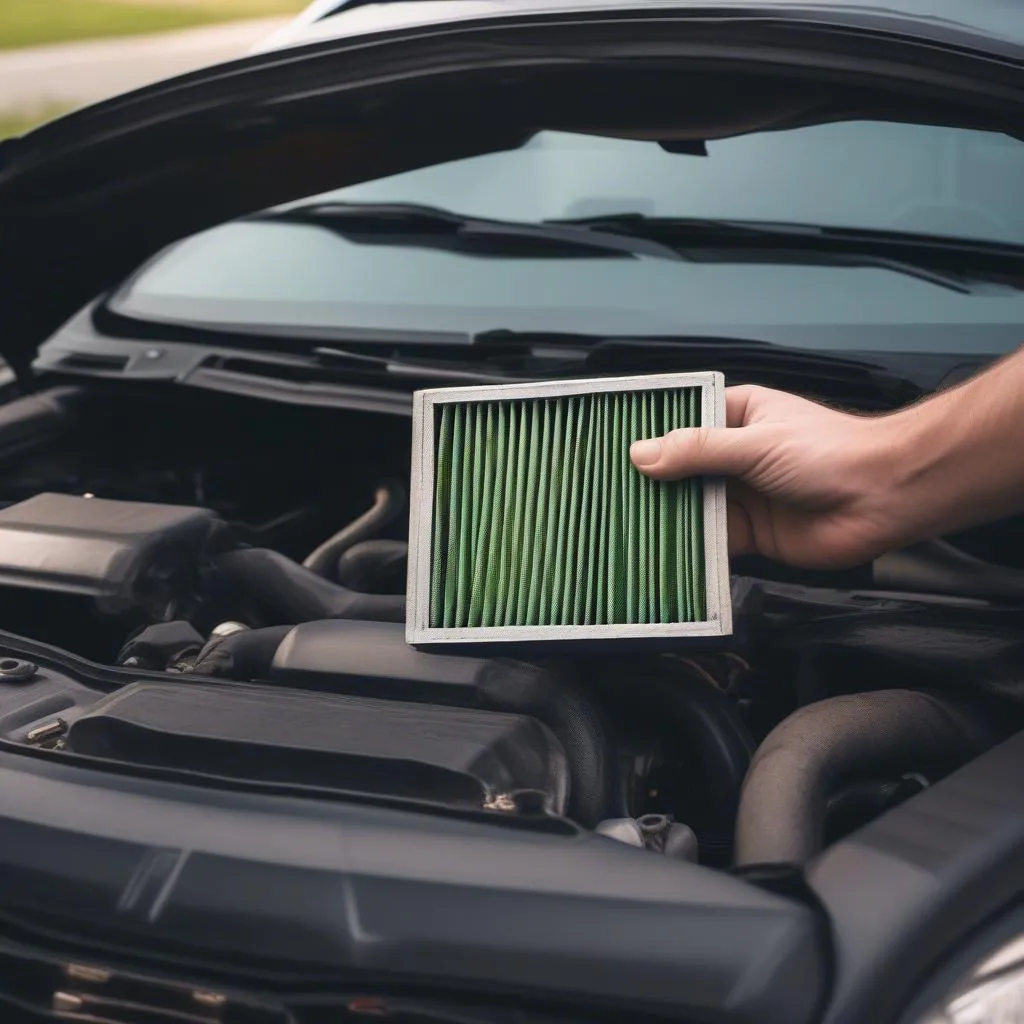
xmin=647 ymin=395 xmax=663 ymax=622
xmin=524 ymin=400 xmax=549 ymax=624
xmin=674 ymin=389 xmax=688 ymax=622
xmin=577 ymin=395 xmax=599 ymax=625
xmin=561 ymin=397 xmax=587 ymax=624
xmin=430 ymin=403 xmax=451 ymax=627
xmin=688 ymin=388 xmax=705 ymax=621
xmin=539 ymin=398 xmax=566 ymax=625
xmin=595 ymin=394 xmax=609 ymax=626
xmin=550 ymin=397 xmax=572 ymax=621
xmin=430 ymin=388 xmax=704 ymax=628
xmin=486 ymin=402 xmax=513 ymax=628
xmin=637 ymin=392 xmax=648 ymax=622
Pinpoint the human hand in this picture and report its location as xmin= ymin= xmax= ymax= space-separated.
xmin=629 ymin=385 xmax=900 ymax=569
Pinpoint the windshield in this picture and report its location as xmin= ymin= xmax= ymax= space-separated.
xmin=112 ymin=122 xmax=1024 ymax=354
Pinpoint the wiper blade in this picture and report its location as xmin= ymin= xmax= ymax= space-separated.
xmin=548 ymin=213 xmax=1024 ymax=294
xmin=249 ymin=201 xmax=683 ymax=262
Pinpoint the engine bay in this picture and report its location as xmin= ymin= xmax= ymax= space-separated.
xmin=0 ymin=382 xmax=1020 ymax=871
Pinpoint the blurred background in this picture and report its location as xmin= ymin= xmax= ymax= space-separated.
xmin=0 ymin=0 xmax=308 ymax=139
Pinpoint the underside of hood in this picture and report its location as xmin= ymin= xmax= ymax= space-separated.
xmin=0 ymin=7 xmax=1023 ymax=377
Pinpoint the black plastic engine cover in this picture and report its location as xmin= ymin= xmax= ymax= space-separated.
xmin=67 ymin=681 xmax=569 ymax=816
xmin=0 ymin=493 xmax=225 ymax=616
xmin=265 ymin=619 xmax=624 ymax=825
xmin=270 ymin=617 xmax=490 ymax=701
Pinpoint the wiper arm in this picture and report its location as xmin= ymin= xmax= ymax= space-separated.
xmin=313 ymin=345 xmax=532 ymax=383
xmin=548 ymin=213 xmax=1024 ymax=294
xmin=250 ymin=201 xmax=683 ymax=262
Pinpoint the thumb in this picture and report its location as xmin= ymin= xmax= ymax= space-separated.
xmin=630 ymin=426 xmax=765 ymax=481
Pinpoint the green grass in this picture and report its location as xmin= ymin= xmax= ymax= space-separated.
xmin=0 ymin=0 xmax=306 ymax=51
xmin=0 ymin=104 xmax=71 ymax=139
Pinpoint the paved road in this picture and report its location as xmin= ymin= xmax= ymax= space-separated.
xmin=0 ymin=17 xmax=289 ymax=112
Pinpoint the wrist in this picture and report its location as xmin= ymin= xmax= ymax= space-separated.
xmin=859 ymin=370 xmax=1013 ymax=549
xmin=854 ymin=401 xmax=951 ymax=551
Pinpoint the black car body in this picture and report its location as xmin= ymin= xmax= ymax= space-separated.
xmin=0 ymin=2 xmax=1022 ymax=1023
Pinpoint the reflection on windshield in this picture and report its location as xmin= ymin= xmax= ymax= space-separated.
xmin=114 ymin=124 xmax=1024 ymax=355
xmin=303 ymin=124 xmax=1024 ymax=244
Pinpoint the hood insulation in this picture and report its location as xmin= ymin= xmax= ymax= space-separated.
xmin=408 ymin=372 xmax=730 ymax=648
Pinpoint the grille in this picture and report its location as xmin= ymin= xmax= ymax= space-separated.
xmin=408 ymin=373 xmax=730 ymax=647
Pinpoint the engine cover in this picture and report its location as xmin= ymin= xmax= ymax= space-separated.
xmin=0 ymin=493 xmax=225 ymax=616
xmin=264 ymin=619 xmax=621 ymax=826
xmin=67 ymin=681 xmax=569 ymax=816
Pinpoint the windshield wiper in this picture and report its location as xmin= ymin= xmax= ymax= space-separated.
xmin=313 ymin=344 xmax=531 ymax=383
xmin=546 ymin=213 xmax=1024 ymax=294
xmin=249 ymin=203 xmax=1024 ymax=292
xmin=249 ymin=201 xmax=683 ymax=262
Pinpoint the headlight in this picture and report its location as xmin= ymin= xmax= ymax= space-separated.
xmin=916 ymin=933 xmax=1024 ymax=1024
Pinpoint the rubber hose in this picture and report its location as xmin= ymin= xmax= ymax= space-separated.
xmin=476 ymin=659 xmax=627 ymax=827
xmin=648 ymin=673 xmax=756 ymax=843
xmin=303 ymin=481 xmax=405 ymax=578
xmin=191 ymin=625 xmax=293 ymax=680
xmin=336 ymin=539 xmax=408 ymax=593
xmin=212 ymin=548 xmax=405 ymax=624
xmin=734 ymin=689 xmax=1002 ymax=867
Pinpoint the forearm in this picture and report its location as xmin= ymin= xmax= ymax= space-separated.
xmin=875 ymin=345 xmax=1024 ymax=546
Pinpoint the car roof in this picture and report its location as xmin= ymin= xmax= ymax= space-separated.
xmin=255 ymin=0 xmax=1024 ymax=55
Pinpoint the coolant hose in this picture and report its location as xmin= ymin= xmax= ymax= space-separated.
xmin=476 ymin=660 xmax=627 ymax=827
xmin=734 ymin=689 xmax=1002 ymax=867
xmin=212 ymin=548 xmax=405 ymax=624
xmin=303 ymin=481 xmax=405 ymax=578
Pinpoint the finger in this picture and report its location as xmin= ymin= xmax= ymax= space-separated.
xmin=630 ymin=424 xmax=767 ymax=481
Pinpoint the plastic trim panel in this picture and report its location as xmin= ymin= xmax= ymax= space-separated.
xmin=810 ymin=729 xmax=1024 ymax=1024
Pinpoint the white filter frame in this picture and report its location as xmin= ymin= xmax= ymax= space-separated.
xmin=407 ymin=371 xmax=731 ymax=647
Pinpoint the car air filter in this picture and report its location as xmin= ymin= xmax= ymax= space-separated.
xmin=407 ymin=372 xmax=730 ymax=648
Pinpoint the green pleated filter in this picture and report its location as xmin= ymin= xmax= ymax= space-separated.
xmin=428 ymin=388 xmax=704 ymax=628
xmin=408 ymin=373 xmax=731 ymax=647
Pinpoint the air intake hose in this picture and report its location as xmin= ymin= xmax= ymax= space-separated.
xmin=211 ymin=548 xmax=405 ymax=624
xmin=191 ymin=625 xmax=293 ymax=680
xmin=336 ymin=539 xmax=408 ymax=593
xmin=734 ymin=689 xmax=1002 ymax=867
xmin=303 ymin=481 xmax=405 ymax=578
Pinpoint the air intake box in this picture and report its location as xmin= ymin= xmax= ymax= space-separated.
xmin=0 ymin=493 xmax=225 ymax=616
xmin=407 ymin=373 xmax=730 ymax=648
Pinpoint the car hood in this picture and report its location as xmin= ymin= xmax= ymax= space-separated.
xmin=259 ymin=0 xmax=1024 ymax=57
xmin=0 ymin=1 xmax=1023 ymax=378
